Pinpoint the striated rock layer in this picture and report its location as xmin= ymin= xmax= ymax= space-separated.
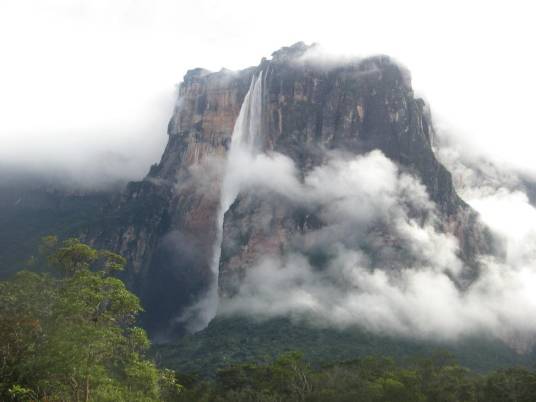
xmin=87 ymin=43 xmax=492 ymax=337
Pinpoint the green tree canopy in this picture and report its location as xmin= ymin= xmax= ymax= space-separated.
xmin=0 ymin=237 xmax=181 ymax=402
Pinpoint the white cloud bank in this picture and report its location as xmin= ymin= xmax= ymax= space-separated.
xmin=214 ymin=147 xmax=536 ymax=350
xmin=1 ymin=0 xmax=536 ymax=186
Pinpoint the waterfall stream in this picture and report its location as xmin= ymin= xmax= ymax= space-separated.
xmin=184 ymin=71 xmax=264 ymax=331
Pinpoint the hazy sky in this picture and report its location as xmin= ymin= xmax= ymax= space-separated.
xmin=1 ymin=0 xmax=535 ymax=185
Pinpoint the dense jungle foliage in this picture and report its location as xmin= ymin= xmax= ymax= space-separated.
xmin=175 ymin=352 xmax=536 ymax=402
xmin=2 ymin=238 xmax=536 ymax=402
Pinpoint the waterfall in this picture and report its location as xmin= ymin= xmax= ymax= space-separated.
xmin=183 ymin=72 xmax=264 ymax=332
xmin=218 ymin=70 xmax=264 ymax=214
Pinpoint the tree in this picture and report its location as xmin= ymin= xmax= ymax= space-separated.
xmin=0 ymin=237 xmax=181 ymax=401
xmin=483 ymin=368 xmax=536 ymax=402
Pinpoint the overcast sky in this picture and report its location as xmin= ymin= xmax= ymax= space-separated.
xmin=1 ymin=0 xmax=535 ymax=186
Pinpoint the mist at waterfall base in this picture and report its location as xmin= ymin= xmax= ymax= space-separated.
xmin=175 ymin=74 xmax=536 ymax=351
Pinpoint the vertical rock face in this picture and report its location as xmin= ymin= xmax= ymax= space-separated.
xmin=88 ymin=43 xmax=491 ymax=336
xmin=88 ymin=67 xmax=255 ymax=337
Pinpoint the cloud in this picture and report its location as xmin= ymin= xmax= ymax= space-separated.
xmin=436 ymin=127 xmax=536 ymax=273
xmin=2 ymin=1 xmax=536 ymax=187
xmin=221 ymin=247 xmax=536 ymax=349
xmin=213 ymin=146 xmax=536 ymax=350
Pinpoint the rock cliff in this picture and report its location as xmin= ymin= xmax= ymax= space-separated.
xmin=87 ymin=66 xmax=254 ymax=336
xmin=88 ymin=43 xmax=492 ymax=337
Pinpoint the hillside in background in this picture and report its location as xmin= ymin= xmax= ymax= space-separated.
xmin=155 ymin=317 xmax=536 ymax=377
xmin=0 ymin=181 xmax=113 ymax=277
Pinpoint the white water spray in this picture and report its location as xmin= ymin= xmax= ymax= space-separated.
xmin=182 ymin=71 xmax=264 ymax=332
